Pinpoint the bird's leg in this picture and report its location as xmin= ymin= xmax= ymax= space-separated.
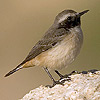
xmin=55 ymin=70 xmax=78 ymax=78
xmin=55 ymin=70 xmax=64 ymax=79
xmin=55 ymin=70 xmax=71 ymax=82
xmin=68 ymin=70 xmax=79 ymax=76
xmin=44 ymin=67 xmax=55 ymax=83
xmin=43 ymin=67 xmax=64 ymax=88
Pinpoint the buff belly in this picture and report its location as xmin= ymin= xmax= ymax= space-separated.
xmin=24 ymin=26 xmax=83 ymax=70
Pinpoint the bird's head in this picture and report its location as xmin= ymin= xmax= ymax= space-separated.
xmin=54 ymin=10 xmax=89 ymax=29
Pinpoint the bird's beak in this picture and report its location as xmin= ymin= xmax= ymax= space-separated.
xmin=77 ymin=10 xmax=89 ymax=17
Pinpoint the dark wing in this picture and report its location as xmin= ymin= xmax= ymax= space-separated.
xmin=21 ymin=26 xmax=69 ymax=65
xmin=4 ymin=26 xmax=70 ymax=77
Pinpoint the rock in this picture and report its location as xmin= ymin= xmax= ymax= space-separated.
xmin=20 ymin=70 xmax=100 ymax=100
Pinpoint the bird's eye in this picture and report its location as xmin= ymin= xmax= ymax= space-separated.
xmin=67 ymin=16 xmax=72 ymax=21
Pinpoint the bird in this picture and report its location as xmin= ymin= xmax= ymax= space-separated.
xmin=5 ymin=9 xmax=89 ymax=87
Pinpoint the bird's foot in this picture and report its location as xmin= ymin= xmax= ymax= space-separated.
xmin=55 ymin=70 xmax=79 ymax=83
xmin=55 ymin=70 xmax=78 ymax=78
xmin=54 ymin=70 xmax=71 ymax=83
xmin=65 ymin=70 xmax=79 ymax=77
xmin=55 ymin=70 xmax=64 ymax=79
xmin=46 ymin=70 xmax=79 ymax=88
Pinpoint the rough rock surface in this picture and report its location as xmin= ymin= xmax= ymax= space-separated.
xmin=20 ymin=70 xmax=100 ymax=100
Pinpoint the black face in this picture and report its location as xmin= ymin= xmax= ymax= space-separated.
xmin=59 ymin=16 xmax=81 ymax=29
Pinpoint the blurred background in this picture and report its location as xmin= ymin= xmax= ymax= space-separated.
xmin=0 ymin=0 xmax=100 ymax=100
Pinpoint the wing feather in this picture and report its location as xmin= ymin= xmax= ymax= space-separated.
xmin=22 ymin=26 xmax=69 ymax=64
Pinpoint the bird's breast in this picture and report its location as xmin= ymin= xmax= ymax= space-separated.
xmin=31 ymin=26 xmax=83 ymax=70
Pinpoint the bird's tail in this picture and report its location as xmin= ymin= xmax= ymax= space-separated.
xmin=5 ymin=64 xmax=23 ymax=77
